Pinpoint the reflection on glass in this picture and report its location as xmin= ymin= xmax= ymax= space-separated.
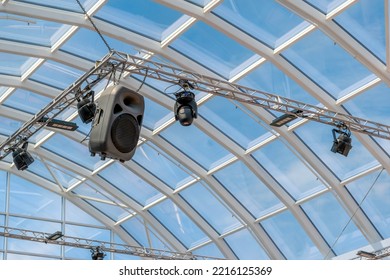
xmin=261 ymin=210 xmax=322 ymax=259
xmin=304 ymin=0 xmax=347 ymax=13
xmin=133 ymin=143 xmax=192 ymax=189
xmin=3 ymin=89 xmax=51 ymax=114
xmin=335 ymin=0 xmax=385 ymax=63
xmin=0 ymin=53 xmax=31 ymax=76
xmin=149 ymin=199 xmax=210 ymax=249
xmin=0 ymin=171 xmax=6 ymax=213
xmin=161 ymin=122 xmax=232 ymax=170
xmin=170 ymin=21 xmax=254 ymax=78
xmin=213 ymin=0 xmax=306 ymax=48
xmin=180 ymin=182 xmax=242 ymax=234
xmin=95 ymin=0 xmax=182 ymax=41
xmin=224 ymin=228 xmax=269 ymax=260
xmin=301 ymin=192 xmax=368 ymax=255
xmin=191 ymin=242 xmax=225 ymax=259
xmin=99 ymin=162 xmax=163 ymax=206
xmin=252 ymin=140 xmax=325 ymax=200
xmin=213 ymin=161 xmax=282 ymax=218
xmin=200 ymin=96 xmax=268 ymax=149
xmin=65 ymin=200 xmax=103 ymax=226
xmin=282 ymin=30 xmax=373 ymax=98
xmin=120 ymin=217 xmax=170 ymax=250
xmin=347 ymin=170 xmax=390 ymax=238
xmin=9 ymin=175 xmax=62 ymax=220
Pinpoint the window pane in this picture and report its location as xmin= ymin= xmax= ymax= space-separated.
xmin=224 ymin=229 xmax=269 ymax=260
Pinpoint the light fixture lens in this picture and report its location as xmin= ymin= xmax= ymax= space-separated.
xmin=77 ymin=98 xmax=96 ymax=124
xmin=12 ymin=148 xmax=34 ymax=171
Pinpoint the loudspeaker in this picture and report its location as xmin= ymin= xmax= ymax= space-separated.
xmin=88 ymin=85 xmax=144 ymax=162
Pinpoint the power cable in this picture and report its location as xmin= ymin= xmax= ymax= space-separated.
xmin=75 ymin=0 xmax=112 ymax=52
xmin=324 ymin=168 xmax=385 ymax=259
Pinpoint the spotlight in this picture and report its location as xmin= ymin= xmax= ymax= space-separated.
xmin=46 ymin=231 xmax=63 ymax=241
xmin=270 ymin=109 xmax=303 ymax=127
xmin=77 ymin=91 xmax=96 ymax=124
xmin=91 ymin=246 xmax=106 ymax=260
xmin=331 ymin=126 xmax=352 ymax=157
xmin=174 ymin=80 xmax=197 ymax=126
xmin=357 ymin=250 xmax=376 ymax=259
xmin=12 ymin=141 xmax=34 ymax=171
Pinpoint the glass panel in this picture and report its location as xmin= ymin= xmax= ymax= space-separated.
xmin=6 ymin=253 xmax=57 ymax=260
xmin=3 ymin=89 xmax=51 ymax=115
xmin=25 ymin=156 xmax=55 ymax=183
xmin=161 ymin=122 xmax=232 ymax=170
xmin=334 ymin=0 xmax=385 ymax=62
xmin=142 ymin=97 xmax=173 ymax=130
xmin=213 ymin=0 xmax=307 ymax=48
xmin=185 ymin=0 xmax=210 ymax=7
xmin=0 ymin=12 xmax=65 ymax=46
xmin=0 ymin=171 xmax=6 ymax=213
xmin=65 ymin=200 xmax=102 ymax=226
xmin=238 ymin=61 xmax=320 ymax=106
xmin=294 ymin=121 xmax=378 ymax=180
xmin=8 ymin=216 xmax=61 ymax=235
xmin=346 ymin=169 xmax=390 ymax=238
xmin=282 ymin=29 xmax=374 ymax=98
xmin=95 ymin=0 xmax=182 ymax=41
xmin=213 ymin=161 xmax=282 ymax=218
xmin=7 ymin=238 xmax=61 ymax=257
xmin=170 ymin=21 xmax=255 ymax=78
xmin=133 ymin=143 xmax=192 ymax=190
xmin=0 ymin=116 xmax=22 ymax=137
xmin=200 ymin=96 xmax=268 ymax=149
xmin=149 ymin=199 xmax=210 ymax=249
xmin=120 ymin=217 xmax=170 ymax=250
xmin=343 ymin=82 xmax=390 ymax=124
xmin=29 ymin=60 xmax=83 ymax=90
xmin=192 ymin=242 xmax=225 ymax=259
xmin=87 ymin=199 xmax=131 ymax=222
xmin=9 ymin=174 xmax=62 ymax=220
xmin=43 ymin=134 xmax=104 ymax=171
xmin=261 ymin=210 xmax=323 ymax=259
xmin=301 ymin=192 xmax=368 ymax=255
xmin=14 ymin=0 xmax=98 ymax=12
xmin=45 ymin=160 xmax=84 ymax=188
xmin=304 ymin=0 xmax=347 ymax=13
xmin=251 ymin=140 xmax=326 ymax=200
xmin=99 ymin=162 xmax=163 ymax=206
xmin=224 ymin=228 xmax=269 ymax=260
xmin=65 ymin=224 xmax=110 ymax=242
xmin=60 ymin=27 xmax=138 ymax=61
xmin=0 ymin=53 xmax=32 ymax=76
xmin=180 ymin=182 xmax=242 ymax=234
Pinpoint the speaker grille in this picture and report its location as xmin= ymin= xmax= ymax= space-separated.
xmin=111 ymin=114 xmax=139 ymax=153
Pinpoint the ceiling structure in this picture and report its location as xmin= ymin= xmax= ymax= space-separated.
xmin=0 ymin=0 xmax=389 ymax=260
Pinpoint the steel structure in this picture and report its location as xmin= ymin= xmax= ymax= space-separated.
xmin=1 ymin=50 xmax=390 ymax=160
xmin=0 ymin=226 xmax=218 ymax=260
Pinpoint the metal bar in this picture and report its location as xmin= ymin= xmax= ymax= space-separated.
xmin=0 ymin=226 xmax=219 ymax=260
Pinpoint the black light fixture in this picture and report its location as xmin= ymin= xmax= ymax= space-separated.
xmin=270 ymin=109 xmax=303 ymax=127
xmin=38 ymin=117 xmax=78 ymax=131
xmin=91 ymin=246 xmax=106 ymax=260
xmin=357 ymin=250 xmax=376 ymax=259
xmin=77 ymin=91 xmax=96 ymax=124
xmin=174 ymin=80 xmax=197 ymax=126
xmin=46 ymin=231 xmax=63 ymax=242
xmin=331 ymin=125 xmax=352 ymax=157
xmin=12 ymin=141 xmax=34 ymax=171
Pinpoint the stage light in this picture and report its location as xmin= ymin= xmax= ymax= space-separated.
xmin=91 ymin=246 xmax=106 ymax=260
xmin=46 ymin=231 xmax=63 ymax=241
xmin=270 ymin=109 xmax=303 ymax=127
xmin=357 ymin=250 xmax=376 ymax=259
xmin=174 ymin=91 xmax=197 ymax=126
xmin=77 ymin=92 xmax=96 ymax=124
xmin=331 ymin=127 xmax=352 ymax=157
xmin=12 ymin=141 xmax=34 ymax=171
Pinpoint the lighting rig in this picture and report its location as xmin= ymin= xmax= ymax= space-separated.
xmin=1 ymin=50 xmax=390 ymax=168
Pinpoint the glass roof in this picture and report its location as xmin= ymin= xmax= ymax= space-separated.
xmin=0 ymin=0 xmax=390 ymax=260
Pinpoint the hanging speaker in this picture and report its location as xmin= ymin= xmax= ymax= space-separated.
xmin=88 ymin=85 xmax=144 ymax=162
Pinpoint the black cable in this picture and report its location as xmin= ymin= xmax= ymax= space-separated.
xmin=324 ymin=168 xmax=385 ymax=259
xmin=75 ymin=0 xmax=112 ymax=52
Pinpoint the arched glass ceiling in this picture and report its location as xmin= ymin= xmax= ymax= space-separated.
xmin=0 ymin=0 xmax=389 ymax=260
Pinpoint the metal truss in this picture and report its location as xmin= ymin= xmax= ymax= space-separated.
xmin=353 ymin=246 xmax=390 ymax=260
xmin=0 ymin=226 xmax=218 ymax=260
xmin=1 ymin=50 xmax=390 ymax=159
